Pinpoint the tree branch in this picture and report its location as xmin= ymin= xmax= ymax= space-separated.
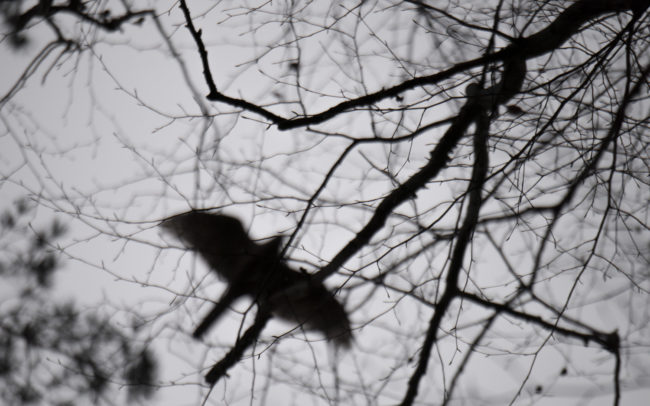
xmin=399 ymin=94 xmax=491 ymax=406
xmin=178 ymin=0 xmax=647 ymax=130
xmin=204 ymin=309 xmax=271 ymax=385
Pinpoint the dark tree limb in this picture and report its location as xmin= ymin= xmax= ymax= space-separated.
xmin=178 ymin=0 xmax=648 ymax=130
xmin=8 ymin=1 xmax=152 ymax=34
xmin=399 ymin=90 xmax=491 ymax=406
xmin=204 ymin=308 xmax=271 ymax=385
xmin=459 ymin=291 xmax=618 ymax=350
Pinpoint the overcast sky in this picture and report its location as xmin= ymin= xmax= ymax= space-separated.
xmin=1 ymin=1 xmax=649 ymax=405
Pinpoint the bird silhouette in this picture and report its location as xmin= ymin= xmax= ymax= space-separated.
xmin=161 ymin=210 xmax=351 ymax=347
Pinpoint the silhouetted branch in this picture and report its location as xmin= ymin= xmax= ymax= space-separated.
xmin=178 ymin=0 xmax=648 ymax=130
xmin=458 ymin=291 xmax=618 ymax=349
xmin=204 ymin=309 xmax=271 ymax=385
xmin=399 ymin=87 xmax=491 ymax=406
xmin=7 ymin=1 xmax=152 ymax=34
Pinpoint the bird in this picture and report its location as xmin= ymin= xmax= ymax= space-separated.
xmin=161 ymin=210 xmax=351 ymax=347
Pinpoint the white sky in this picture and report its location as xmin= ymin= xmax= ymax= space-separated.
xmin=1 ymin=1 xmax=649 ymax=405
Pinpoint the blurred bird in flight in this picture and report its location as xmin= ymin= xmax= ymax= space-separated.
xmin=161 ymin=210 xmax=351 ymax=347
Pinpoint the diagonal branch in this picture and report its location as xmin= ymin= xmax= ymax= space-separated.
xmin=314 ymin=99 xmax=484 ymax=282
xmin=204 ymin=308 xmax=271 ymax=385
xmin=399 ymin=96 xmax=491 ymax=406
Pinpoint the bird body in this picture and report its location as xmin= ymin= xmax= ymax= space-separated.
xmin=162 ymin=211 xmax=351 ymax=347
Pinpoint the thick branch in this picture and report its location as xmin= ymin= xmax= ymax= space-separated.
xmin=179 ymin=0 xmax=647 ymax=130
xmin=9 ymin=1 xmax=152 ymax=33
xmin=314 ymin=99 xmax=483 ymax=283
xmin=204 ymin=309 xmax=271 ymax=385
xmin=399 ymin=99 xmax=491 ymax=406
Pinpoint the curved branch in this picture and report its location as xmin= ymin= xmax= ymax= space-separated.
xmin=179 ymin=0 xmax=647 ymax=130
